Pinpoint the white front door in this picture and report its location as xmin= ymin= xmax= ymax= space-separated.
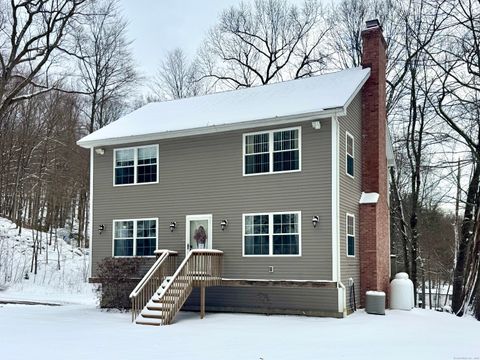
xmin=186 ymin=215 xmax=213 ymax=253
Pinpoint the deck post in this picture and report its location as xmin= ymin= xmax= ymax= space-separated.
xmin=200 ymin=284 xmax=205 ymax=319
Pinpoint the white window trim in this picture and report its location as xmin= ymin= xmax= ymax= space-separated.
xmin=346 ymin=213 xmax=355 ymax=258
xmin=345 ymin=131 xmax=355 ymax=179
xmin=113 ymin=144 xmax=159 ymax=187
xmin=242 ymin=211 xmax=302 ymax=257
xmin=112 ymin=218 xmax=158 ymax=258
xmin=242 ymin=126 xmax=302 ymax=176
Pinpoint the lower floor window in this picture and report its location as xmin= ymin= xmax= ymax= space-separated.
xmin=346 ymin=214 xmax=355 ymax=257
xmin=114 ymin=219 xmax=157 ymax=256
xmin=244 ymin=212 xmax=301 ymax=256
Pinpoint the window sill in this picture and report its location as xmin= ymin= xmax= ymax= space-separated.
xmin=113 ymin=181 xmax=159 ymax=187
xmin=242 ymin=254 xmax=302 ymax=258
xmin=112 ymin=255 xmax=156 ymax=258
xmin=243 ymin=169 xmax=302 ymax=177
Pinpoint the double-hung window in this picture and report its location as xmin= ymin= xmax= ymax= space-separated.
xmin=243 ymin=212 xmax=301 ymax=256
xmin=346 ymin=132 xmax=354 ymax=177
xmin=244 ymin=127 xmax=301 ymax=175
xmin=346 ymin=214 xmax=355 ymax=257
xmin=114 ymin=145 xmax=158 ymax=185
xmin=113 ymin=219 xmax=157 ymax=257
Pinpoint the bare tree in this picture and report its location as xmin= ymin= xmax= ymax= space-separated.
xmin=74 ymin=0 xmax=137 ymax=133
xmin=0 ymin=0 xmax=88 ymax=119
xmin=427 ymin=0 xmax=480 ymax=318
xmin=198 ymin=0 xmax=329 ymax=89
xmin=150 ymin=48 xmax=203 ymax=101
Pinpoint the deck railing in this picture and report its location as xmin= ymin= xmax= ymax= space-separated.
xmin=160 ymin=249 xmax=223 ymax=325
xmin=129 ymin=250 xmax=177 ymax=322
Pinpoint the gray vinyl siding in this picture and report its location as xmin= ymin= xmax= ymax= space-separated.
xmin=338 ymin=94 xmax=362 ymax=312
xmin=91 ymin=120 xmax=338 ymax=312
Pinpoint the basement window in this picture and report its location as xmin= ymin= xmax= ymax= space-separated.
xmin=346 ymin=214 xmax=355 ymax=257
xmin=113 ymin=219 xmax=157 ymax=257
xmin=243 ymin=212 xmax=301 ymax=256
xmin=346 ymin=132 xmax=354 ymax=178
xmin=114 ymin=145 xmax=158 ymax=186
xmin=244 ymin=127 xmax=301 ymax=175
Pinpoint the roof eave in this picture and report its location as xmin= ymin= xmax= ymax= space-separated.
xmin=77 ymin=108 xmax=344 ymax=149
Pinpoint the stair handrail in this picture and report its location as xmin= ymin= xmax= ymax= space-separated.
xmin=130 ymin=251 xmax=165 ymax=298
xmin=160 ymin=249 xmax=223 ymax=296
xmin=129 ymin=249 xmax=177 ymax=322
xmin=158 ymin=249 xmax=223 ymax=325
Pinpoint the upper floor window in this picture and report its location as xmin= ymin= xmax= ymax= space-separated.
xmin=113 ymin=218 xmax=157 ymax=257
xmin=243 ymin=212 xmax=301 ymax=256
xmin=114 ymin=145 xmax=158 ymax=185
xmin=346 ymin=214 xmax=355 ymax=257
xmin=244 ymin=127 xmax=301 ymax=175
xmin=346 ymin=132 xmax=354 ymax=178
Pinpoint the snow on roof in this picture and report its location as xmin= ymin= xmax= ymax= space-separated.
xmin=77 ymin=67 xmax=370 ymax=148
xmin=359 ymin=192 xmax=380 ymax=204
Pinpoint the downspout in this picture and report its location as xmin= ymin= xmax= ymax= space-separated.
xmin=331 ymin=113 xmax=347 ymax=316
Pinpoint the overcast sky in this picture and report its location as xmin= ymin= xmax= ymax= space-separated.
xmin=118 ymin=0 xmax=307 ymax=79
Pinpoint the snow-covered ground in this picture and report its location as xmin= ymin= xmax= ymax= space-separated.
xmin=0 ymin=305 xmax=478 ymax=360
xmin=1 ymin=216 xmax=478 ymax=359
xmin=0 ymin=217 xmax=96 ymax=305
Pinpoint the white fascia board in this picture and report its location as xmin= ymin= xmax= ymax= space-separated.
xmin=77 ymin=109 xmax=343 ymax=149
xmin=386 ymin=130 xmax=396 ymax=168
xmin=342 ymin=67 xmax=371 ymax=110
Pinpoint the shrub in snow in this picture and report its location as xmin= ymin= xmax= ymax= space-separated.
xmin=95 ymin=257 xmax=146 ymax=309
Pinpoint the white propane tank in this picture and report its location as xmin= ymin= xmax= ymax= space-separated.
xmin=390 ymin=272 xmax=414 ymax=310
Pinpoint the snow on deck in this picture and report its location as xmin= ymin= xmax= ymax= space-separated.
xmin=0 ymin=304 xmax=477 ymax=360
xmin=77 ymin=67 xmax=370 ymax=147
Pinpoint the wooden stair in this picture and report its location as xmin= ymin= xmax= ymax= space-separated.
xmin=131 ymin=249 xmax=223 ymax=326
xmin=135 ymin=276 xmax=192 ymax=326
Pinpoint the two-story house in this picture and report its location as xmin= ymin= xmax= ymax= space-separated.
xmin=78 ymin=20 xmax=394 ymax=325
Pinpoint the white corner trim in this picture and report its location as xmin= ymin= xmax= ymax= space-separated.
xmin=331 ymin=114 xmax=340 ymax=282
xmin=338 ymin=281 xmax=347 ymax=315
xmin=359 ymin=192 xmax=380 ymax=204
xmin=89 ymin=148 xmax=94 ymax=278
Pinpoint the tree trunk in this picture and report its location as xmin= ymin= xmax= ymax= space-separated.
xmin=453 ymin=163 xmax=480 ymax=315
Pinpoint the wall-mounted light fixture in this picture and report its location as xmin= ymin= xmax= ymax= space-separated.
xmin=312 ymin=216 xmax=319 ymax=228
xmin=98 ymin=224 xmax=105 ymax=234
xmin=95 ymin=148 xmax=105 ymax=155
xmin=220 ymin=219 xmax=228 ymax=231
xmin=169 ymin=221 xmax=177 ymax=232
xmin=312 ymin=121 xmax=321 ymax=130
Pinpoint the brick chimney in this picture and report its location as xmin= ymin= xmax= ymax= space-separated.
xmin=359 ymin=19 xmax=390 ymax=306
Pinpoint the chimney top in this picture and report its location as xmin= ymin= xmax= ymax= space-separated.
xmin=365 ymin=19 xmax=381 ymax=30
